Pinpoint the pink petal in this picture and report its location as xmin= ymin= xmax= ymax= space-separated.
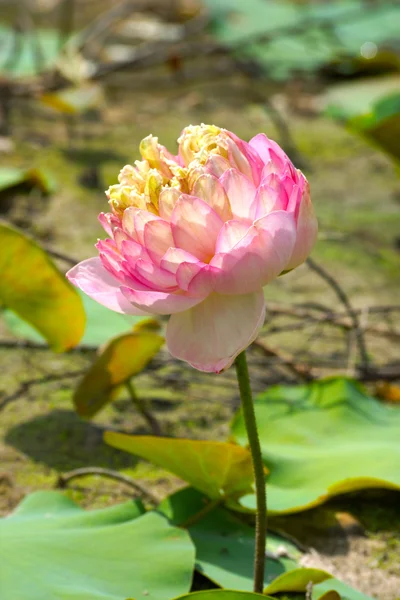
xmin=96 ymin=239 xmax=127 ymax=283
xmin=175 ymin=262 xmax=217 ymax=297
xmin=134 ymin=209 xmax=162 ymax=245
xmin=66 ymin=257 xmax=148 ymax=315
xmin=159 ymin=188 xmax=180 ymax=220
xmin=211 ymin=211 xmax=296 ymax=294
xmin=220 ymin=169 xmax=256 ymax=220
xmin=215 ymin=220 xmax=251 ymax=253
xmin=160 ymin=247 xmax=199 ymax=274
xmin=171 ymin=194 xmax=223 ymax=262
xmin=120 ymin=238 xmax=150 ymax=266
xmin=252 ymin=182 xmax=288 ymax=219
xmin=134 ymin=259 xmax=178 ymax=291
xmin=226 ymin=132 xmax=264 ymax=185
xmin=120 ymin=287 xmax=205 ymax=315
xmin=98 ymin=212 xmax=120 ymax=236
xmin=192 ymin=174 xmax=233 ymax=221
xmin=143 ymin=219 xmax=174 ymax=264
xmin=122 ymin=207 xmax=140 ymax=238
xmin=249 ymin=133 xmax=288 ymax=171
xmin=286 ymin=184 xmax=318 ymax=271
xmin=166 ymin=291 xmax=266 ymax=373
xmin=204 ymin=154 xmax=231 ymax=177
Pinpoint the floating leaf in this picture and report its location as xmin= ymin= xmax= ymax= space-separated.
xmin=0 ymin=223 xmax=85 ymax=351
xmin=105 ymin=433 xmax=256 ymax=500
xmin=0 ymin=490 xmax=195 ymax=600
xmin=204 ymin=0 xmax=400 ymax=80
xmin=169 ymin=591 xmax=275 ymax=600
xmin=264 ymin=567 xmax=332 ymax=594
xmin=0 ymin=166 xmax=55 ymax=194
xmin=74 ymin=331 xmax=164 ymax=417
xmin=313 ymin=578 xmax=374 ymax=600
xmin=159 ymin=487 xmax=300 ymax=590
xmin=80 ymin=292 xmax=153 ymax=346
xmin=0 ymin=25 xmax=70 ymax=79
xmin=231 ymin=378 xmax=400 ymax=514
xmin=324 ymin=76 xmax=400 ymax=163
xmin=323 ymin=76 xmax=400 ymax=121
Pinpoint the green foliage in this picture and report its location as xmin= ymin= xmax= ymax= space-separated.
xmin=0 ymin=223 xmax=85 ymax=351
xmin=203 ymin=0 xmax=400 ymax=80
xmin=168 ymin=592 xmax=274 ymax=600
xmin=3 ymin=289 xmax=151 ymax=347
xmin=231 ymin=378 xmax=400 ymax=514
xmin=0 ymin=24 xmax=69 ymax=79
xmin=0 ymin=166 xmax=56 ymax=194
xmin=74 ymin=330 xmax=164 ymax=417
xmin=0 ymin=491 xmax=195 ymax=600
xmin=263 ymin=568 xmax=332 ymax=594
xmin=104 ymin=434 xmax=255 ymax=500
xmin=159 ymin=487 xmax=300 ymax=590
xmin=324 ymin=76 xmax=400 ymax=163
xmin=313 ymin=578 xmax=374 ymax=600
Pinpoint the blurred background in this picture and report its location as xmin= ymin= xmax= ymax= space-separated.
xmin=0 ymin=2 xmax=399 ymax=597
xmin=1 ymin=0 xmax=399 ymax=377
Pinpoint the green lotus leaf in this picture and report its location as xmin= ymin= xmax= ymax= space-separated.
xmin=231 ymin=378 xmax=400 ymax=514
xmin=0 ymin=491 xmax=195 ymax=600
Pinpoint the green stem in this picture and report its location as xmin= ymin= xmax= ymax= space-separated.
xmin=235 ymin=351 xmax=267 ymax=593
xmin=125 ymin=379 xmax=161 ymax=436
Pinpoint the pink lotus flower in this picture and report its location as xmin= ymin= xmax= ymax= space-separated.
xmin=67 ymin=125 xmax=317 ymax=372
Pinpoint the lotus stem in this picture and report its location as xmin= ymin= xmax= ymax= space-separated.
xmin=234 ymin=351 xmax=267 ymax=593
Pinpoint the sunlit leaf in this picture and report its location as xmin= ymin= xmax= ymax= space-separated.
xmin=74 ymin=331 xmax=164 ymax=417
xmin=313 ymin=578 xmax=374 ymax=600
xmin=0 ymin=166 xmax=55 ymax=194
xmin=2 ymin=289 xmax=155 ymax=347
xmin=159 ymin=487 xmax=300 ymax=590
xmin=40 ymin=83 xmax=104 ymax=115
xmin=0 ymin=490 xmax=194 ymax=600
xmin=0 ymin=223 xmax=85 ymax=351
xmin=104 ymin=433 xmax=257 ymax=500
xmin=263 ymin=567 xmax=332 ymax=594
xmin=231 ymin=378 xmax=400 ymax=514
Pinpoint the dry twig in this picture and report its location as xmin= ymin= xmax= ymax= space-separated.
xmin=57 ymin=466 xmax=160 ymax=504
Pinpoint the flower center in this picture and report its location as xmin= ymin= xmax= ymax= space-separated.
xmin=106 ymin=125 xmax=229 ymax=218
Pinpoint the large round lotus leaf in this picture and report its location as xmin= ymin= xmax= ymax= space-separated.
xmin=231 ymin=378 xmax=400 ymax=514
xmin=159 ymin=487 xmax=300 ymax=591
xmin=171 ymin=591 xmax=275 ymax=600
xmin=0 ymin=491 xmax=195 ymax=600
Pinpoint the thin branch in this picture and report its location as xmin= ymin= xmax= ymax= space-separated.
xmin=253 ymin=340 xmax=314 ymax=382
xmin=125 ymin=379 xmax=162 ymax=436
xmin=43 ymin=247 xmax=79 ymax=267
xmin=0 ymin=369 xmax=86 ymax=411
xmin=56 ymin=466 xmax=160 ymax=504
xmin=306 ymin=257 xmax=370 ymax=367
xmin=0 ymin=339 xmax=98 ymax=353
